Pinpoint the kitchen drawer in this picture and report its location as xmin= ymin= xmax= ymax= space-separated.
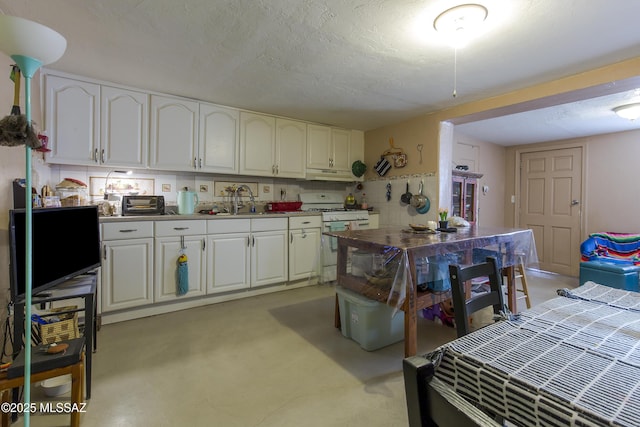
xmin=155 ymin=220 xmax=206 ymax=237
xmin=251 ymin=217 xmax=287 ymax=232
xmin=289 ymin=216 xmax=321 ymax=229
xmin=102 ymin=221 xmax=154 ymax=240
xmin=207 ymin=218 xmax=250 ymax=234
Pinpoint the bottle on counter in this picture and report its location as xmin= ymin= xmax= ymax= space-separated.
xmin=361 ymin=193 xmax=368 ymax=209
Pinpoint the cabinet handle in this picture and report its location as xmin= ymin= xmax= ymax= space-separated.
xmin=202 ymin=239 xmax=205 ymax=251
xmin=94 ymin=148 xmax=98 ymax=163
xmin=101 ymin=149 xmax=105 ymax=163
xmin=302 ymin=221 xmax=311 ymax=224
xmin=193 ymin=157 xmax=197 ymax=169
xmin=174 ymin=227 xmax=189 ymax=231
xmin=290 ymin=232 xmax=293 ymax=244
xmin=199 ymin=158 xmax=202 ymax=169
xmin=272 ymin=165 xmax=275 ymax=174
xmin=247 ymin=236 xmax=250 ymax=247
xmin=302 ymin=230 xmax=307 ymax=239
xmin=252 ymin=236 xmax=255 ymax=247
xmin=103 ymin=244 xmax=107 ymax=260
xmin=275 ymin=165 xmax=279 ymax=175
xmin=118 ymin=229 xmax=138 ymax=233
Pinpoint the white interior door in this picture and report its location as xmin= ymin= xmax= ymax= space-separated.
xmin=519 ymin=147 xmax=582 ymax=276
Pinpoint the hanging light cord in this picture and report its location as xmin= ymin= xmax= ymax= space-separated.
xmin=453 ymin=47 xmax=458 ymax=98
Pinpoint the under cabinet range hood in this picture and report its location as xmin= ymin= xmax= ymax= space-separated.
xmin=305 ymin=168 xmax=358 ymax=182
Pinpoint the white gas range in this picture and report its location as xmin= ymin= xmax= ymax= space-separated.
xmin=299 ymin=192 xmax=370 ymax=282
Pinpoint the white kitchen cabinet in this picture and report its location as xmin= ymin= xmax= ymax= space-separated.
xmin=206 ymin=219 xmax=251 ymax=294
xmin=45 ymin=75 xmax=100 ymax=166
xmin=101 ymin=85 xmax=149 ymax=168
xmin=275 ymin=118 xmax=306 ymax=178
xmin=154 ymin=220 xmax=206 ymax=302
xmin=239 ymin=112 xmax=276 ymax=176
xmin=306 ymin=124 xmax=352 ymax=179
xmin=101 ymin=222 xmax=154 ymax=312
xmin=288 ymin=216 xmax=321 ymax=281
xmin=199 ymin=103 xmax=239 ymax=174
xmin=306 ymin=124 xmax=332 ymax=170
xmin=149 ymin=95 xmax=199 ymax=171
xmin=331 ymin=128 xmax=351 ymax=171
xmin=251 ymin=218 xmax=288 ymax=287
xmin=239 ymin=114 xmax=306 ymax=178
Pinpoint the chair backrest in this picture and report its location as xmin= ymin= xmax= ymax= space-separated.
xmin=448 ymin=256 xmax=505 ymax=337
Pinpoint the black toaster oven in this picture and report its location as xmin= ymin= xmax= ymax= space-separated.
xmin=121 ymin=195 xmax=165 ymax=216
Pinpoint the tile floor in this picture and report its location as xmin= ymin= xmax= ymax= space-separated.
xmin=13 ymin=270 xmax=577 ymax=427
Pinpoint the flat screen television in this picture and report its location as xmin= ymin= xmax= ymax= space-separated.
xmin=9 ymin=205 xmax=101 ymax=302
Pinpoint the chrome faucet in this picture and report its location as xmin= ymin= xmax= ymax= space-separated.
xmin=233 ymin=185 xmax=255 ymax=214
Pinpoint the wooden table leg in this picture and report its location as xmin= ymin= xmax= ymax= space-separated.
xmin=1 ymin=389 xmax=9 ymax=427
xmin=70 ymin=354 xmax=84 ymax=427
xmin=405 ymin=253 xmax=418 ymax=357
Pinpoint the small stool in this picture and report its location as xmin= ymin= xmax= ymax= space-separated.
xmin=502 ymin=255 xmax=531 ymax=311
xmin=1 ymin=338 xmax=85 ymax=427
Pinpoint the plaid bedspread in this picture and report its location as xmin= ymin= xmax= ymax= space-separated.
xmin=432 ymin=282 xmax=640 ymax=427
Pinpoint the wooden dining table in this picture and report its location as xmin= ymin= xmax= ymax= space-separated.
xmin=324 ymin=225 xmax=537 ymax=357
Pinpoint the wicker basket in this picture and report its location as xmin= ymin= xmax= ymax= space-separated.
xmin=38 ymin=306 xmax=80 ymax=345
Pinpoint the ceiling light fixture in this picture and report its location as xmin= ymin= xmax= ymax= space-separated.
xmin=433 ymin=3 xmax=488 ymax=98
xmin=433 ymin=3 xmax=488 ymax=48
xmin=613 ymin=103 xmax=640 ymax=121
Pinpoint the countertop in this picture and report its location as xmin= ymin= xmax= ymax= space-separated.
xmin=99 ymin=211 xmax=322 ymax=222
xmin=99 ymin=210 xmax=380 ymax=223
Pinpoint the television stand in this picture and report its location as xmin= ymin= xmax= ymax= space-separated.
xmin=12 ymin=273 xmax=96 ymax=399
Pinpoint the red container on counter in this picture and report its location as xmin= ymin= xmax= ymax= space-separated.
xmin=266 ymin=201 xmax=302 ymax=212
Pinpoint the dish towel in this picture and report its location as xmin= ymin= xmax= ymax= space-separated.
xmin=177 ymin=254 xmax=189 ymax=295
xmin=329 ymin=222 xmax=346 ymax=250
xmin=348 ymin=221 xmax=360 ymax=231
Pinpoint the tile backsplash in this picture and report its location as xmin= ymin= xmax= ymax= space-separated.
xmin=362 ymin=173 xmax=439 ymax=227
xmin=46 ymin=165 xmax=440 ymax=225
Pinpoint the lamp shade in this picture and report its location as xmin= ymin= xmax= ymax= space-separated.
xmin=0 ymin=15 xmax=66 ymax=67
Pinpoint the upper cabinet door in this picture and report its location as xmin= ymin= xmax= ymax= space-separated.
xmin=199 ymin=103 xmax=239 ymax=174
xmin=45 ymin=75 xmax=100 ymax=166
xmin=149 ymin=95 xmax=199 ymax=171
xmin=306 ymin=124 xmax=332 ymax=169
xmin=331 ymin=128 xmax=351 ymax=171
xmin=239 ymin=112 xmax=276 ymax=176
xmin=275 ymin=119 xmax=306 ymax=178
xmin=101 ymin=86 xmax=149 ymax=168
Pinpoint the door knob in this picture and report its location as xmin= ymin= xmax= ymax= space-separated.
xmin=571 ymin=200 xmax=580 ymax=206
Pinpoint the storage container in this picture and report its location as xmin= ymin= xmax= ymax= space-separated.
xmin=56 ymin=187 xmax=88 ymax=206
xmin=579 ymin=261 xmax=640 ymax=291
xmin=266 ymin=201 xmax=302 ymax=212
xmin=37 ymin=306 xmax=80 ymax=345
xmin=335 ymin=286 xmax=404 ymax=351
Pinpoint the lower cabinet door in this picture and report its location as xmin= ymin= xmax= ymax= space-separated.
xmin=289 ymin=228 xmax=320 ymax=281
xmin=251 ymin=230 xmax=288 ymax=287
xmin=154 ymin=236 xmax=206 ymax=302
xmin=102 ymin=238 xmax=154 ymax=312
xmin=206 ymin=233 xmax=251 ymax=294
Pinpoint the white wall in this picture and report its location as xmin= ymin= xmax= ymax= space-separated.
xmin=582 ymin=130 xmax=640 ymax=234
xmin=453 ymin=131 xmax=506 ymax=227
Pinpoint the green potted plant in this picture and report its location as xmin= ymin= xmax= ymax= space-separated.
xmin=438 ymin=208 xmax=449 ymax=229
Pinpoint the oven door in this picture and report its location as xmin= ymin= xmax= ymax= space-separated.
xmin=322 ymin=219 xmax=371 ymax=282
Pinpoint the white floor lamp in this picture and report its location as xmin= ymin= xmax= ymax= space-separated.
xmin=0 ymin=14 xmax=66 ymax=426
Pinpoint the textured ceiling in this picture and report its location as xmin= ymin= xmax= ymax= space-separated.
xmin=1 ymin=0 xmax=639 ymax=143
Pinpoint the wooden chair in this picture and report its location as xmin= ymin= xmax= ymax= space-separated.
xmin=448 ymin=256 xmax=505 ymax=337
